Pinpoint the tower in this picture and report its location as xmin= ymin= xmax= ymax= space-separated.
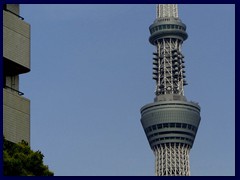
xmin=140 ymin=4 xmax=201 ymax=176
xmin=3 ymin=4 xmax=31 ymax=144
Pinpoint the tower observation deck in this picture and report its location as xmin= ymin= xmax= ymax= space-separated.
xmin=140 ymin=4 xmax=201 ymax=176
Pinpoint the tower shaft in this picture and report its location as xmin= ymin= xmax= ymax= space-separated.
xmin=154 ymin=143 xmax=190 ymax=176
xmin=140 ymin=4 xmax=201 ymax=176
xmin=154 ymin=38 xmax=185 ymax=96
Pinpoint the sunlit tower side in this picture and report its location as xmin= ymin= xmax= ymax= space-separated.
xmin=140 ymin=4 xmax=201 ymax=176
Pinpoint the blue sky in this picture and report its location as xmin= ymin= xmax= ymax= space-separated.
xmin=20 ymin=4 xmax=235 ymax=176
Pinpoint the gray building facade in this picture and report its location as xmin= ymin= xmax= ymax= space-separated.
xmin=3 ymin=4 xmax=31 ymax=144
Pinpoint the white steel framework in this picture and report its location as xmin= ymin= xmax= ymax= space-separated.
xmin=156 ymin=4 xmax=178 ymax=18
xmin=153 ymin=38 xmax=186 ymax=96
xmin=154 ymin=143 xmax=190 ymax=176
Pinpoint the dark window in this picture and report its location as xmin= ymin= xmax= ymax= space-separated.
xmin=176 ymin=123 xmax=181 ymax=128
xmin=148 ymin=127 xmax=152 ymax=132
xmin=152 ymin=125 xmax=157 ymax=130
xmin=182 ymin=123 xmax=187 ymax=128
xmin=157 ymin=124 xmax=162 ymax=129
xmin=170 ymin=123 xmax=175 ymax=128
xmin=163 ymin=123 xmax=168 ymax=128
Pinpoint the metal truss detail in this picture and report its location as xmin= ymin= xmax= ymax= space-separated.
xmin=156 ymin=4 xmax=178 ymax=18
xmin=153 ymin=38 xmax=187 ymax=96
xmin=154 ymin=143 xmax=190 ymax=176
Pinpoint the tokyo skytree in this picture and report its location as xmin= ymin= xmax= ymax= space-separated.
xmin=140 ymin=4 xmax=201 ymax=176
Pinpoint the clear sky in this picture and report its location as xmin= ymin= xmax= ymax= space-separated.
xmin=20 ymin=4 xmax=235 ymax=176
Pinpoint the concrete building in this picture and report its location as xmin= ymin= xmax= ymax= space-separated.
xmin=140 ymin=4 xmax=201 ymax=176
xmin=3 ymin=4 xmax=31 ymax=144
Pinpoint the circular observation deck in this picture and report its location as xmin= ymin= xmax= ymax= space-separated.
xmin=149 ymin=17 xmax=188 ymax=45
xmin=140 ymin=100 xmax=201 ymax=149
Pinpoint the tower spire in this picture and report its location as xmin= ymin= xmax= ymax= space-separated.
xmin=140 ymin=4 xmax=201 ymax=176
xmin=156 ymin=4 xmax=178 ymax=18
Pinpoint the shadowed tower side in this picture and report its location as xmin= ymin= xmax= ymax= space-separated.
xmin=140 ymin=4 xmax=201 ymax=176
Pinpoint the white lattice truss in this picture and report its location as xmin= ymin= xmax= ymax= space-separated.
xmin=153 ymin=143 xmax=191 ymax=176
xmin=156 ymin=4 xmax=178 ymax=18
xmin=153 ymin=38 xmax=185 ymax=96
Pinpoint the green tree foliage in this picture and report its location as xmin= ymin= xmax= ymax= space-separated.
xmin=3 ymin=137 xmax=54 ymax=176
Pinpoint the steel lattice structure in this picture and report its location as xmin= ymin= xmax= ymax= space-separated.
xmin=140 ymin=4 xmax=201 ymax=176
xmin=156 ymin=4 xmax=178 ymax=18
xmin=154 ymin=143 xmax=190 ymax=176
xmin=153 ymin=38 xmax=186 ymax=96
